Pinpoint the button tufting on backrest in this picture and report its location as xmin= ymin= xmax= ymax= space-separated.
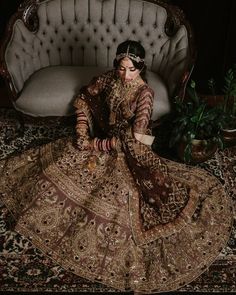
xmin=5 ymin=0 xmax=190 ymax=97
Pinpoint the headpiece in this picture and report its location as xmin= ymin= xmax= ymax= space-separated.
xmin=115 ymin=44 xmax=145 ymax=63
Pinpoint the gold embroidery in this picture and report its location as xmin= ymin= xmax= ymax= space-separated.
xmin=0 ymin=70 xmax=232 ymax=294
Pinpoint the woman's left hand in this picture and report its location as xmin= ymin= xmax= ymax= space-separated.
xmin=76 ymin=136 xmax=92 ymax=151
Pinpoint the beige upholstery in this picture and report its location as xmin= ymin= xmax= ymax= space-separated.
xmin=14 ymin=66 xmax=169 ymax=118
xmin=2 ymin=0 xmax=193 ymax=120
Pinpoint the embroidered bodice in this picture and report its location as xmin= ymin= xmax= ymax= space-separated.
xmin=75 ymin=70 xmax=154 ymax=138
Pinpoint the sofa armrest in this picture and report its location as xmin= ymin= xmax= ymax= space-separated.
xmin=0 ymin=1 xmax=40 ymax=96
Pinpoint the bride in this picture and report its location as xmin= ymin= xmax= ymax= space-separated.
xmin=0 ymin=40 xmax=232 ymax=294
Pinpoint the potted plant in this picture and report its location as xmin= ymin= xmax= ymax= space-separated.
xmin=168 ymin=80 xmax=226 ymax=164
xmin=208 ymin=64 xmax=236 ymax=144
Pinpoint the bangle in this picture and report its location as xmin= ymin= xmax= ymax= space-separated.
xmin=93 ymin=137 xmax=98 ymax=151
xmin=102 ymin=139 xmax=106 ymax=151
xmin=106 ymin=139 xmax=111 ymax=151
xmin=98 ymin=139 xmax=102 ymax=151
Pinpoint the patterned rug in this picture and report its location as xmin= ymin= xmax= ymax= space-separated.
xmin=0 ymin=108 xmax=235 ymax=293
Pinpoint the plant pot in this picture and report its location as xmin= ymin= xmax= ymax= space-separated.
xmin=222 ymin=127 xmax=236 ymax=145
xmin=199 ymin=94 xmax=224 ymax=107
xmin=177 ymin=138 xmax=218 ymax=164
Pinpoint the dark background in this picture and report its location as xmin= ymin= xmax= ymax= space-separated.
xmin=0 ymin=0 xmax=236 ymax=106
xmin=172 ymin=0 xmax=236 ymax=93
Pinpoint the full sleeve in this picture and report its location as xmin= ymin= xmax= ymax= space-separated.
xmin=74 ymin=71 xmax=118 ymax=151
xmin=73 ymin=73 xmax=108 ymax=150
xmin=74 ymin=71 xmax=110 ymax=108
xmin=133 ymin=87 xmax=155 ymax=146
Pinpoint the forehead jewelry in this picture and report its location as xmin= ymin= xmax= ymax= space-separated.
xmin=116 ymin=44 xmax=145 ymax=63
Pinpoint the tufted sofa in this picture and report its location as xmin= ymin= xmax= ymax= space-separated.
xmin=0 ymin=0 xmax=195 ymax=122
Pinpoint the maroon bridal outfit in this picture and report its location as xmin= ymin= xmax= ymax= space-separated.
xmin=0 ymin=70 xmax=232 ymax=293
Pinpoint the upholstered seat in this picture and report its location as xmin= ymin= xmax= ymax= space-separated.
xmin=15 ymin=66 xmax=169 ymax=119
xmin=0 ymin=0 xmax=194 ymax=122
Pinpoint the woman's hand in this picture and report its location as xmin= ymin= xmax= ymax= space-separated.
xmin=76 ymin=136 xmax=92 ymax=151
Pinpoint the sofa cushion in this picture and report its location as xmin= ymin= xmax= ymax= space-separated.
xmin=14 ymin=66 xmax=170 ymax=121
xmin=146 ymin=71 xmax=170 ymax=121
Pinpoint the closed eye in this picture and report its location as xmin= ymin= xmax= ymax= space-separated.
xmin=118 ymin=66 xmax=137 ymax=71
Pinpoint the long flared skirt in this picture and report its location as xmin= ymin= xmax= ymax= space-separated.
xmin=0 ymin=137 xmax=232 ymax=293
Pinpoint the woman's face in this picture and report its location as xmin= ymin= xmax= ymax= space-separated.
xmin=117 ymin=57 xmax=141 ymax=83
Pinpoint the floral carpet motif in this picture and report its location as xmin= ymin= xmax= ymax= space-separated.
xmin=0 ymin=108 xmax=235 ymax=293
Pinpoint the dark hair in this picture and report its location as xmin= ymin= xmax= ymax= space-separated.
xmin=113 ymin=40 xmax=147 ymax=82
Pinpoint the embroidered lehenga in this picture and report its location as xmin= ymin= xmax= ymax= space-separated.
xmin=0 ymin=70 xmax=232 ymax=293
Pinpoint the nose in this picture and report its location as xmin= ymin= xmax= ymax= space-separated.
xmin=123 ymin=70 xmax=131 ymax=81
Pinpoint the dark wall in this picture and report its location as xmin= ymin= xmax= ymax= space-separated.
xmin=0 ymin=0 xmax=22 ymax=91
xmin=0 ymin=0 xmax=236 ymax=93
xmin=0 ymin=0 xmax=22 ymax=40
xmin=172 ymin=0 xmax=236 ymax=93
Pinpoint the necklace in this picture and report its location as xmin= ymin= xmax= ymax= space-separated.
xmin=108 ymin=75 xmax=144 ymax=125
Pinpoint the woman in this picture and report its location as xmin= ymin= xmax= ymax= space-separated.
xmin=0 ymin=40 xmax=232 ymax=294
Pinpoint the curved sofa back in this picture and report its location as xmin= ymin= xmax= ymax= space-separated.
xmin=4 ymin=0 xmax=193 ymax=97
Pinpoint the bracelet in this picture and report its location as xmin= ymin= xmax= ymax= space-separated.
xmin=93 ymin=137 xmax=98 ymax=151
xmin=92 ymin=137 xmax=118 ymax=152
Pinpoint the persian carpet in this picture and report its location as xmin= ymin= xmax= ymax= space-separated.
xmin=0 ymin=108 xmax=235 ymax=293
